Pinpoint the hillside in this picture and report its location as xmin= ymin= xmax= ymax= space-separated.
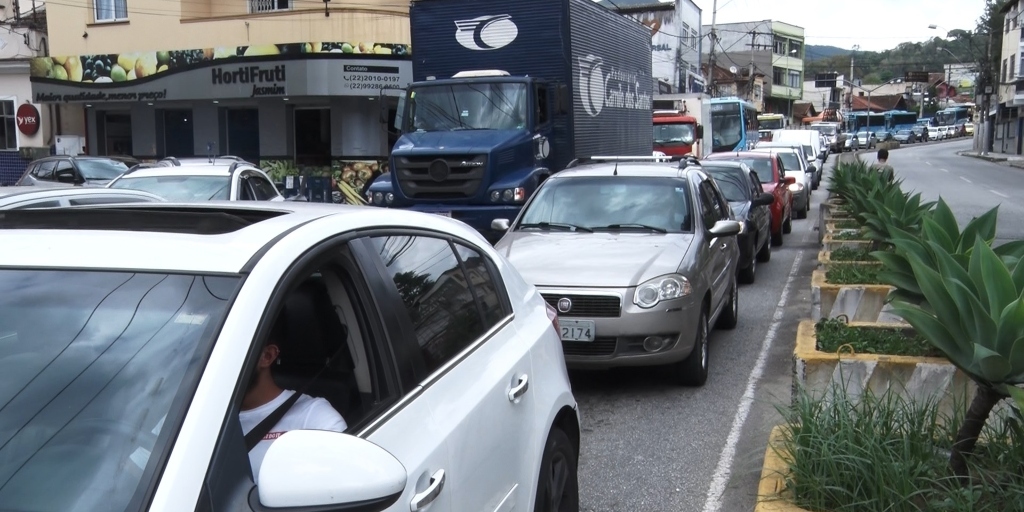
xmin=805 ymin=35 xmax=989 ymax=85
xmin=805 ymin=45 xmax=849 ymax=61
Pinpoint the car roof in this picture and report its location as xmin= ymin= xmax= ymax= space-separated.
xmin=700 ymin=160 xmax=751 ymax=174
xmin=553 ymin=161 xmax=702 ymax=179
xmin=0 ymin=187 xmax=164 ymax=202
xmin=751 ymin=147 xmax=800 ymax=154
xmin=116 ymin=163 xmax=255 ymax=179
xmin=704 ymin=151 xmax=774 ymax=160
xmin=0 ymin=202 xmax=488 ymax=274
xmin=32 ymin=155 xmax=123 ymax=162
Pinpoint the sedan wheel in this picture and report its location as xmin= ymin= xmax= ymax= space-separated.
xmin=716 ymin=278 xmax=739 ymax=330
xmin=739 ymin=252 xmax=756 ymax=284
xmin=533 ymin=428 xmax=580 ymax=512
xmin=674 ymin=308 xmax=709 ymax=386
xmin=757 ymin=235 xmax=772 ymax=262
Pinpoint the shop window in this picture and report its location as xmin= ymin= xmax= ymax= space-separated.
xmin=0 ymin=100 xmax=15 ymax=150
xmin=223 ymin=109 xmax=260 ymax=164
xmin=103 ymin=113 xmax=133 ymax=156
xmin=294 ymin=108 xmax=331 ymax=167
xmin=163 ymin=110 xmax=194 ymax=158
xmin=95 ymin=0 xmax=128 ymax=21
xmin=249 ymin=0 xmax=289 ymax=13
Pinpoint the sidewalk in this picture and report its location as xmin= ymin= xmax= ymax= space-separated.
xmin=958 ymin=150 xmax=1024 ymax=168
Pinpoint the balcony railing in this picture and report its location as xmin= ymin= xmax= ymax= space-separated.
xmin=249 ymin=0 xmax=290 ymax=13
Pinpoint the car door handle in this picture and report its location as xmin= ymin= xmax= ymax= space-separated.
xmin=410 ymin=469 xmax=445 ymax=511
xmin=508 ymin=374 xmax=529 ymax=402
xmin=719 ymin=243 xmax=728 ymax=250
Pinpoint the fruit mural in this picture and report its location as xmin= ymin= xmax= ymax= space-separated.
xmin=30 ymin=42 xmax=411 ymax=83
xmin=261 ymin=158 xmax=389 ymax=205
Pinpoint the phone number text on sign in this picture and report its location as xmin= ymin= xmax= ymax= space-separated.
xmin=341 ymin=74 xmax=401 ymax=90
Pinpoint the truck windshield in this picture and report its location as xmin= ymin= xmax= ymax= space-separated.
xmin=407 ymin=82 xmax=528 ymax=132
xmin=809 ymin=125 xmax=836 ymax=136
xmin=0 ymin=269 xmax=238 ymax=512
xmin=653 ymin=123 xmax=695 ymax=145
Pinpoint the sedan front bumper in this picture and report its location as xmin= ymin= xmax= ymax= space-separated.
xmin=538 ymin=288 xmax=703 ymax=369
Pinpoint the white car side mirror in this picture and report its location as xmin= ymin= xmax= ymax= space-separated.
xmin=491 ymin=218 xmax=511 ymax=231
xmin=257 ymin=430 xmax=407 ymax=510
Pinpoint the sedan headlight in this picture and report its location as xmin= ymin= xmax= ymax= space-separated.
xmin=634 ymin=274 xmax=692 ymax=309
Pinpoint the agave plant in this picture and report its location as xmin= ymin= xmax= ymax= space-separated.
xmin=875 ymin=199 xmax=1024 ymax=305
xmin=888 ymin=238 xmax=1024 ymax=479
xmin=858 ymin=187 xmax=934 ymax=251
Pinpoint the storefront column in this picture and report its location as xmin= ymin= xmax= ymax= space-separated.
xmin=259 ymin=101 xmax=289 ymax=158
xmin=131 ymin=104 xmax=157 ymax=158
xmin=85 ymin=108 xmax=99 ymax=156
xmin=331 ymin=97 xmax=386 ymax=157
xmin=192 ymin=103 xmax=219 ymax=156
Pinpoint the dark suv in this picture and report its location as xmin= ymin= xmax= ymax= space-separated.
xmin=16 ymin=156 xmax=130 ymax=188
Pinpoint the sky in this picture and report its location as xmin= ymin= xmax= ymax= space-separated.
xmin=690 ymin=0 xmax=989 ymax=52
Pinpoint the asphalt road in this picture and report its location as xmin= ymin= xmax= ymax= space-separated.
xmin=570 ymin=157 xmax=825 ymax=512
xmin=884 ymin=138 xmax=1024 ymax=244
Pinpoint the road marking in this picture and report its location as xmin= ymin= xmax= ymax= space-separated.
xmin=940 ymin=168 xmax=949 ymax=173
xmin=991 ymin=190 xmax=1009 ymax=198
xmin=701 ymin=249 xmax=804 ymax=512
xmin=960 ymin=176 xmax=972 ymax=184
xmin=926 ymin=161 xmax=932 ymax=165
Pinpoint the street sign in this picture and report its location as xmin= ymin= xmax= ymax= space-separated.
xmin=904 ymin=71 xmax=930 ymax=83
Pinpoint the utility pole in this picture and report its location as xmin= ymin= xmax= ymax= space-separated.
xmin=748 ymin=30 xmax=757 ymax=105
xmin=982 ymin=28 xmax=994 ymax=156
xmin=707 ymin=0 xmax=718 ymax=97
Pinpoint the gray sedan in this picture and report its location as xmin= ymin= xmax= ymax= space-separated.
xmin=492 ymin=159 xmax=742 ymax=386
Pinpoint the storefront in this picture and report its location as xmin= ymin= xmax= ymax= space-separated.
xmin=30 ymin=42 xmax=412 ymax=191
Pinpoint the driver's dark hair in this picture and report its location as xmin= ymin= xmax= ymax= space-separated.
xmin=877 ymin=148 xmax=889 ymax=160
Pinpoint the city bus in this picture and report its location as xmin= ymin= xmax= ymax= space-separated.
xmin=934 ymin=104 xmax=975 ymax=126
xmin=884 ymin=110 xmax=918 ymax=133
xmin=845 ymin=112 xmax=886 ymax=134
xmin=710 ymin=97 xmax=759 ymax=153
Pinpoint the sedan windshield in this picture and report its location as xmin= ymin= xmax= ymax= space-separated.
xmin=76 ymin=160 xmax=129 ymax=181
xmin=712 ymin=157 xmax=773 ymax=184
xmin=407 ymin=82 xmax=528 ymax=132
xmin=520 ymin=176 xmax=692 ymax=233
xmin=0 ymin=270 xmax=238 ymax=512
xmin=111 ymin=176 xmax=229 ymax=201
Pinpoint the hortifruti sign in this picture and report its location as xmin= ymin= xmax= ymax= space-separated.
xmin=29 ymin=42 xmax=412 ymax=103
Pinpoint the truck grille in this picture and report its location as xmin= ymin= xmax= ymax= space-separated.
xmin=541 ymin=294 xmax=621 ymax=318
xmin=395 ymin=154 xmax=487 ymax=200
xmin=562 ymin=337 xmax=617 ymax=357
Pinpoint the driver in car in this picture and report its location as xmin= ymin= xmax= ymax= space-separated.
xmin=239 ymin=319 xmax=347 ymax=481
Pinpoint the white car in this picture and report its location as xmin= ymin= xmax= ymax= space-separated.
xmin=107 ymin=158 xmax=283 ymax=202
xmin=751 ymin=147 xmax=811 ymax=218
xmin=0 ymin=186 xmax=165 ymax=209
xmin=0 ymin=202 xmax=580 ymax=512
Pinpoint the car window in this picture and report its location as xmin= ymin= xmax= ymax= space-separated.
xmin=237 ymin=178 xmax=256 ymax=201
xmin=53 ymin=160 xmax=75 ymax=176
xmin=710 ymin=157 xmax=772 ymax=184
xmin=35 ymin=161 xmax=57 ymax=180
xmin=772 ymin=151 xmax=802 ymax=171
xmin=26 ymin=163 xmax=39 ymax=177
xmin=705 ymin=170 xmax=748 ymax=202
xmin=519 ymin=176 xmax=692 ymax=232
xmin=248 ymin=175 xmax=280 ymax=200
xmin=369 ymin=235 xmax=496 ymax=377
xmin=749 ymin=172 xmax=764 ymax=194
xmin=75 ymin=159 xmax=129 ymax=181
xmin=0 ymin=270 xmax=239 ymax=512
xmin=68 ymin=196 xmax=155 ymax=206
xmin=111 ymin=176 xmax=231 ymax=202
xmin=696 ymin=181 xmax=720 ymax=230
xmin=9 ymin=200 xmax=62 ymax=209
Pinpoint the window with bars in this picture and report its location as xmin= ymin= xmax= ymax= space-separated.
xmin=773 ymin=37 xmax=786 ymax=55
xmin=772 ymin=67 xmax=784 ymax=85
xmin=249 ymin=0 xmax=290 ymax=13
xmin=787 ymin=70 xmax=801 ymax=88
xmin=94 ymin=0 xmax=127 ymax=21
xmin=1 ymin=100 xmax=17 ymax=150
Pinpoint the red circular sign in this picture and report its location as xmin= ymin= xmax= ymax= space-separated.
xmin=16 ymin=103 xmax=40 ymax=136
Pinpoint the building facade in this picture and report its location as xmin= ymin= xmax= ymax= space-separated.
xmin=995 ymin=0 xmax=1022 ymax=154
xmin=600 ymin=0 xmax=704 ymax=93
xmin=0 ymin=4 xmax=53 ymax=185
xmin=701 ymin=19 xmax=804 ymax=115
xmin=33 ymin=0 xmax=412 ymax=189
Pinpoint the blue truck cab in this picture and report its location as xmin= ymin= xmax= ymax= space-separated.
xmin=368 ymin=0 xmax=653 ymax=243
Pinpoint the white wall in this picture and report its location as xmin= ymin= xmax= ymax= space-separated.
xmin=0 ymin=25 xmax=51 ymax=149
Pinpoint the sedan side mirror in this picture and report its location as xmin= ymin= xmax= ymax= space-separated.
xmin=709 ymin=220 xmax=742 ymax=237
xmin=753 ymin=192 xmax=774 ymax=207
xmin=55 ymin=168 xmax=80 ymax=184
xmin=257 ymin=431 xmax=405 ymax=510
xmin=491 ymin=218 xmax=511 ymax=232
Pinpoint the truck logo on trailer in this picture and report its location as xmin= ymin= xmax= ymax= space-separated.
xmin=578 ymin=55 xmax=652 ymax=117
xmin=454 ymin=14 xmax=518 ymax=51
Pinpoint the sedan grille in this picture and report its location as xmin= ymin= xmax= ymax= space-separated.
xmin=541 ymin=294 xmax=621 ymax=318
xmin=562 ymin=337 xmax=617 ymax=357
xmin=394 ymin=154 xmax=487 ymax=200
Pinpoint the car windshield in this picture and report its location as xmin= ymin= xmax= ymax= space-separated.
xmin=705 ymin=171 xmax=748 ymax=202
xmin=519 ymin=176 xmax=692 ymax=233
xmin=111 ymin=176 xmax=230 ymax=201
xmin=712 ymin=157 xmax=773 ymax=184
xmin=898 ymin=130 xmax=911 ymax=135
xmin=0 ymin=269 xmax=238 ymax=512
xmin=76 ymin=160 xmax=129 ymax=181
xmin=654 ymin=123 xmax=695 ymax=145
xmin=759 ymin=150 xmax=801 ymax=171
xmin=406 ymin=82 xmax=528 ymax=132
xmin=810 ymin=125 xmax=837 ymax=136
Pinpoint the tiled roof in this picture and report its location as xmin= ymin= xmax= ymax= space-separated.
xmin=792 ymin=102 xmax=817 ymax=118
xmin=850 ymin=94 xmax=908 ymax=111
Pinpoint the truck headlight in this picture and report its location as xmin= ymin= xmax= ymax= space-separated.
xmin=496 ymin=187 xmax=526 ymax=203
xmin=385 ymin=192 xmax=394 ymax=204
xmin=373 ymin=192 xmax=384 ymax=205
xmin=634 ymin=274 xmax=692 ymax=309
xmin=490 ymin=190 xmax=501 ymax=202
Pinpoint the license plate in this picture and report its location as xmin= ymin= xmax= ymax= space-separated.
xmin=433 ymin=211 xmax=452 ymax=218
xmin=560 ymin=319 xmax=595 ymax=342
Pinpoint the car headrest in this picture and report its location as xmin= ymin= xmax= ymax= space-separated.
xmin=274 ymin=277 xmax=354 ymax=373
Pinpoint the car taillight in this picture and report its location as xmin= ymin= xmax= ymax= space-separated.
xmin=545 ymin=301 xmax=559 ymax=334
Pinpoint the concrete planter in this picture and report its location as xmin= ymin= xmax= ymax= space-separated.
xmin=810 ymin=269 xmax=902 ymax=323
xmin=816 ymin=250 xmax=882 ymax=268
xmin=821 ymin=233 xmax=873 ymax=253
xmin=793 ymin=320 xmax=974 ymax=412
xmin=755 ymin=425 xmax=805 ymax=512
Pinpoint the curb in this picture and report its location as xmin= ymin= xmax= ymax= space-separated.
xmin=957 ymin=151 xmax=1008 ymax=163
xmin=754 ymin=426 xmax=806 ymax=512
